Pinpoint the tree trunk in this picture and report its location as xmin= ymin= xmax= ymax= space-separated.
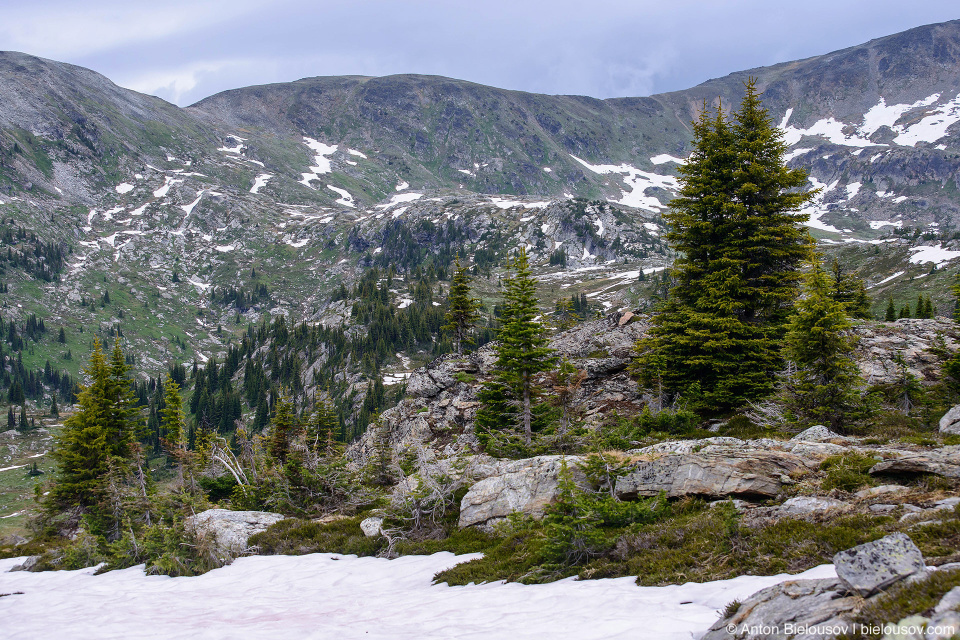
xmin=523 ymin=376 xmax=532 ymax=445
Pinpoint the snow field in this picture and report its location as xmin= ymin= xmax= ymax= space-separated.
xmin=0 ymin=552 xmax=828 ymax=639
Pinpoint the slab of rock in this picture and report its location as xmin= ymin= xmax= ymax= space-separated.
xmin=833 ymin=533 xmax=926 ymax=597
xmin=186 ymin=509 xmax=285 ymax=557
xmin=778 ymin=496 xmax=848 ymax=516
xmin=856 ymin=484 xmax=910 ymax=499
xmin=458 ymin=455 xmax=587 ymax=529
xmin=614 ymin=451 xmax=808 ymax=500
xmin=926 ymin=611 xmax=960 ymax=640
xmin=701 ymin=578 xmax=858 ymax=640
xmin=870 ymin=449 xmax=960 ymax=479
xmin=940 ymin=405 xmax=960 ymax=435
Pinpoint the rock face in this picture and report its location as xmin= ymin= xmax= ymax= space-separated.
xmin=940 ymin=405 xmax=960 ymax=435
xmin=833 ymin=533 xmax=926 ymax=597
xmin=701 ymin=578 xmax=858 ymax=640
xmin=870 ymin=448 xmax=960 ymax=479
xmin=852 ymin=319 xmax=960 ymax=386
xmin=458 ymin=456 xmax=588 ymax=529
xmin=186 ymin=509 xmax=285 ymax=557
xmin=614 ymin=451 xmax=809 ymax=500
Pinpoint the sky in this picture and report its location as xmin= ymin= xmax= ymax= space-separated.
xmin=0 ymin=1 xmax=958 ymax=107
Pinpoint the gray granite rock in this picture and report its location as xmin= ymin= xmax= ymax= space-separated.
xmin=701 ymin=577 xmax=857 ymax=640
xmin=458 ymin=455 xmax=588 ymax=529
xmin=615 ymin=450 xmax=808 ymax=500
xmin=360 ymin=516 xmax=384 ymax=537
xmin=833 ymin=533 xmax=926 ymax=597
xmin=939 ymin=405 xmax=960 ymax=435
xmin=186 ymin=509 xmax=285 ymax=558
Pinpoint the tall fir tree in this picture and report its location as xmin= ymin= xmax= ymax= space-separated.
xmin=784 ymin=256 xmax=865 ymax=432
xmin=828 ymin=258 xmax=872 ymax=319
xmin=160 ymin=377 xmax=186 ymax=452
xmin=442 ymin=255 xmax=482 ymax=354
xmin=638 ymin=80 xmax=813 ymax=412
xmin=885 ymin=298 xmax=897 ymax=322
xmin=476 ymin=248 xmax=556 ymax=446
xmin=269 ymin=394 xmax=296 ymax=464
xmin=48 ymin=339 xmax=140 ymax=528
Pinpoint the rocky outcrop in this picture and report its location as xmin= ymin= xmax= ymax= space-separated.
xmin=705 ymin=534 xmax=952 ymax=640
xmin=458 ymin=456 xmax=588 ymax=529
xmin=186 ymin=509 xmax=285 ymax=558
xmin=701 ymin=577 xmax=859 ymax=640
xmin=852 ymin=318 xmax=960 ymax=386
xmin=614 ymin=450 xmax=809 ymax=500
xmin=870 ymin=447 xmax=960 ymax=479
xmin=833 ymin=533 xmax=926 ymax=597
xmin=940 ymin=405 xmax=960 ymax=435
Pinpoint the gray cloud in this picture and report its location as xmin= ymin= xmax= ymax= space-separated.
xmin=1 ymin=0 xmax=958 ymax=106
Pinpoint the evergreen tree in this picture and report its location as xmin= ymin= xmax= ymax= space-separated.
xmin=160 ymin=378 xmax=186 ymax=452
xmin=638 ymin=81 xmax=813 ymax=412
xmin=917 ymin=295 xmax=925 ymax=319
xmin=899 ymin=304 xmax=911 ymax=319
xmin=885 ymin=298 xmax=896 ymax=322
xmin=19 ymin=405 xmax=27 ymax=432
xmin=477 ymin=248 xmax=556 ymax=446
xmin=784 ymin=257 xmax=865 ymax=432
xmin=441 ymin=256 xmax=482 ymax=354
xmin=269 ymin=394 xmax=296 ymax=464
xmin=7 ymin=406 xmax=14 ymax=430
xmin=828 ymin=258 xmax=872 ymax=319
xmin=308 ymin=398 xmax=340 ymax=455
xmin=48 ymin=339 xmax=138 ymax=523
xmin=50 ymin=395 xmax=59 ymax=418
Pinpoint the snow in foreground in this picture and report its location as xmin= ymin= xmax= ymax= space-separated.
xmin=0 ymin=552 xmax=835 ymax=640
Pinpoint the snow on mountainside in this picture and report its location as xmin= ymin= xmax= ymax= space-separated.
xmin=1 ymin=20 xmax=960 ymax=372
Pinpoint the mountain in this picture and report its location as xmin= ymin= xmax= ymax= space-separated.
xmin=1 ymin=19 xmax=960 ymax=385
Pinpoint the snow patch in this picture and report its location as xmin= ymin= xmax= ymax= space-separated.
xmin=570 ymin=155 xmax=677 ymax=212
xmin=181 ymin=193 xmax=203 ymax=216
xmin=215 ymin=245 xmax=234 ymax=253
xmin=250 ymin=174 xmax=273 ymax=194
xmin=299 ymin=138 xmax=339 ymax=187
xmin=327 ymin=185 xmax=355 ymax=208
xmin=376 ymin=193 xmax=423 ymax=209
xmin=395 ymin=181 xmax=409 ymax=191
xmin=115 ymin=183 xmax=134 ymax=194
xmin=869 ymin=220 xmax=903 ymax=230
xmin=153 ymin=176 xmax=183 ymax=199
xmin=650 ymin=154 xmax=686 ymax=165
xmin=845 ymin=182 xmax=861 ymax=199
xmin=909 ymin=244 xmax=960 ymax=265
xmin=870 ymin=271 xmax=905 ymax=288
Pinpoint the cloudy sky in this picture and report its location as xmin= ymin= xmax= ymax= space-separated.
xmin=1 ymin=1 xmax=957 ymax=106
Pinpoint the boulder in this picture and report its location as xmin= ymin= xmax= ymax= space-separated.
xmin=186 ymin=509 xmax=285 ymax=557
xmin=870 ymin=449 xmax=960 ymax=479
xmin=926 ymin=612 xmax=960 ymax=640
xmin=360 ymin=516 xmax=384 ymax=537
xmin=458 ymin=455 xmax=588 ymax=529
xmin=935 ymin=586 xmax=960 ymax=615
xmin=614 ymin=451 xmax=808 ymax=500
xmin=833 ymin=533 xmax=926 ymax=597
xmin=939 ymin=405 xmax=960 ymax=435
xmin=777 ymin=496 xmax=848 ymax=516
xmin=791 ymin=425 xmax=844 ymax=442
xmin=701 ymin=578 xmax=858 ymax=640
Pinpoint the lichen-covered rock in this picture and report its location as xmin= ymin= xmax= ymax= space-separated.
xmin=458 ymin=455 xmax=588 ymax=529
xmin=614 ymin=451 xmax=809 ymax=500
xmin=186 ymin=509 xmax=285 ymax=558
xmin=833 ymin=533 xmax=926 ymax=597
xmin=701 ymin=578 xmax=858 ymax=640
